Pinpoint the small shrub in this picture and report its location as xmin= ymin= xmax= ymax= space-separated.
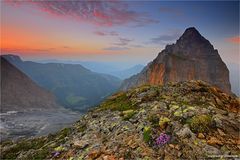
xmin=143 ymin=126 xmax=152 ymax=144
xmin=188 ymin=115 xmax=212 ymax=133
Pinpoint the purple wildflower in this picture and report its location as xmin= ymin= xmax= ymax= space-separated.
xmin=156 ymin=133 xmax=170 ymax=146
xmin=53 ymin=151 xmax=60 ymax=157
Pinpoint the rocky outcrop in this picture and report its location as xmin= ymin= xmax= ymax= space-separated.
xmin=121 ymin=27 xmax=231 ymax=93
xmin=0 ymin=57 xmax=60 ymax=112
xmin=1 ymin=81 xmax=239 ymax=159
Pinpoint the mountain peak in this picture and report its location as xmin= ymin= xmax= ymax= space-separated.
xmin=177 ymin=27 xmax=206 ymax=43
xmin=183 ymin=27 xmax=200 ymax=36
xmin=2 ymin=54 xmax=22 ymax=63
xmin=121 ymin=27 xmax=231 ymax=93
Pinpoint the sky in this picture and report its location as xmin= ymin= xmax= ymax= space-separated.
xmin=1 ymin=1 xmax=239 ymax=66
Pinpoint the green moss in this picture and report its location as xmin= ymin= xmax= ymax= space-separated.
xmin=148 ymin=115 xmax=159 ymax=128
xmin=100 ymin=92 xmax=136 ymax=111
xmin=170 ymin=104 xmax=180 ymax=110
xmin=61 ymin=127 xmax=71 ymax=136
xmin=1 ymin=140 xmax=13 ymax=147
xmin=143 ymin=126 xmax=152 ymax=144
xmin=174 ymin=110 xmax=183 ymax=117
xmin=1 ymin=137 xmax=47 ymax=159
xmin=28 ymin=149 xmax=50 ymax=160
xmin=54 ymin=146 xmax=65 ymax=152
xmin=122 ymin=110 xmax=136 ymax=121
xmin=188 ymin=115 xmax=212 ymax=133
xmin=159 ymin=117 xmax=170 ymax=129
xmin=76 ymin=124 xmax=87 ymax=132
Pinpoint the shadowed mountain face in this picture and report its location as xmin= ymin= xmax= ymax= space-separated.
xmin=1 ymin=57 xmax=60 ymax=112
xmin=0 ymin=57 xmax=81 ymax=140
xmin=121 ymin=27 xmax=231 ymax=93
xmin=3 ymin=55 xmax=122 ymax=112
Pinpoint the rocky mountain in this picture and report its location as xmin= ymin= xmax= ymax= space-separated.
xmin=2 ymin=55 xmax=122 ymax=111
xmin=121 ymin=27 xmax=231 ymax=94
xmin=0 ymin=57 xmax=59 ymax=112
xmin=1 ymin=80 xmax=239 ymax=159
xmin=0 ymin=57 xmax=81 ymax=140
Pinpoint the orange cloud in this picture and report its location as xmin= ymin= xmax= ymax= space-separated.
xmin=227 ymin=36 xmax=240 ymax=44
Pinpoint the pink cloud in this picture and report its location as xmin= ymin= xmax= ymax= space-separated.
xmin=226 ymin=36 xmax=240 ymax=44
xmin=94 ymin=31 xmax=107 ymax=36
xmin=5 ymin=0 xmax=159 ymax=27
xmin=93 ymin=31 xmax=118 ymax=36
xmin=113 ymin=38 xmax=133 ymax=46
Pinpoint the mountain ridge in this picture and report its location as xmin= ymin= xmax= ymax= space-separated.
xmin=1 ymin=80 xmax=239 ymax=159
xmin=2 ymin=54 xmax=122 ymax=111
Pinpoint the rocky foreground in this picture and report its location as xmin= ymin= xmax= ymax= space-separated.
xmin=1 ymin=81 xmax=239 ymax=159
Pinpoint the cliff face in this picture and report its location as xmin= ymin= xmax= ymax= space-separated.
xmin=121 ymin=27 xmax=231 ymax=93
xmin=0 ymin=57 xmax=60 ymax=112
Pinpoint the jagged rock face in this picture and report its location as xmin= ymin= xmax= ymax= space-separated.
xmin=0 ymin=57 xmax=60 ymax=112
xmin=121 ymin=27 xmax=231 ymax=93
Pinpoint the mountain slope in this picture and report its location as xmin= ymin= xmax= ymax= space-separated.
xmin=3 ymin=55 xmax=122 ymax=111
xmin=0 ymin=57 xmax=59 ymax=112
xmin=121 ymin=27 xmax=231 ymax=93
xmin=1 ymin=81 xmax=239 ymax=159
xmin=111 ymin=64 xmax=145 ymax=79
xmin=0 ymin=57 xmax=81 ymax=140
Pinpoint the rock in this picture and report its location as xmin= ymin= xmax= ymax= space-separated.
xmin=121 ymin=27 xmax=231 ymax=93
xmin=212 ymin=114 xmax=223 ymax=128
xmin=203 ymin=145 xmax=221 ymax=155
xmin=103 ymin=155 xmax=116 ymax=160
xmin=197 ymin=133 xmax=205 ymax=139
xmin=2 ymin=80 xmax=240 ymax=160
xmin=73 ymin=140 xmax=89 ymax=149
xmin=175 ymin=145 xmax=181 ymax=150
xmin=169 ymin=144 xmax=175 ymax=149
xmin=176 ymin=126 xmax=195 ymax=139
xmin=215 ymin=98 xmax=224 ymax=107
xmin=207 ymin=137 xmax=223 ymax=146
xmin=217 ymin=128 xmax=226 ymax=136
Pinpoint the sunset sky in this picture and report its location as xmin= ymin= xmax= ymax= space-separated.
xmin=1 ymin=1 xmax=239 ymax=66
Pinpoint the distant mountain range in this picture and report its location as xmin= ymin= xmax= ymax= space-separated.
xmin=110 ymin=64 xmax=144 ymax=79
xmin=3 ymin=55 xmax=122 ymax=111
xmin=35 ymin=59 xmax=145 ymax=80
xmin=121 ymin=27 xmax=232 ymax=94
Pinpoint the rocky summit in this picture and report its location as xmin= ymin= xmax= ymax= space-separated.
xmin=121 ymin=27 xmax=231 ymax=93
xmin=1 ymin=80 xmax=239 ymax=159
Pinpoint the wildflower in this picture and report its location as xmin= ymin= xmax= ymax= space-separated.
xmin=53 ymin=151 xmax=60 ymax=157
xmin=156 ymin=133 xmax=170 ymax=146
